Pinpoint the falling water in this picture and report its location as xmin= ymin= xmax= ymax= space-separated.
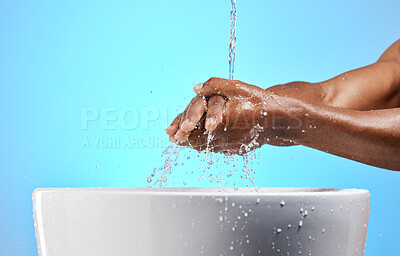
xmin=146 ymin=145 xmax=183 ymax=187
xmin=147 ymin=0 xmax=262 ymax=188
xmin=228 ymin=0 xmax=237 ymax=80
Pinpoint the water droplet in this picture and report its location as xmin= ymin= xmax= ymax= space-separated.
xmin=215 ymin=198 xmax=223 ymax=203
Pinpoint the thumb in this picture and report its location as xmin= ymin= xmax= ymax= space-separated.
xmin=193 ymin=77 xmax=236 ymax=98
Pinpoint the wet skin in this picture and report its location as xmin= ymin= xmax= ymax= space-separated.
xmin=166 ymin=39 xmax=400 ymax=171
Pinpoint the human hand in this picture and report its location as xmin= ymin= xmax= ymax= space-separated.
xmin=166 ymin=78 xmax=293 ymax=154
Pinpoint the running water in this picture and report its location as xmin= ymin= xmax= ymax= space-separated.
xmin=147 ymin=0 xmax=261 ymax=188
xmin=228 ymin=0 xmax=237 ymax=80
xmin=147 ymin=146 xmax=260 ymax=188
xmin=146 ymin=145 xmax=183 ymax=187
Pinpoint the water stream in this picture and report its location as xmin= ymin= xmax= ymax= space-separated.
xmin=228 ymin=0 xmax=237 ymax=80
xmin=146 ymin=0 xmax=261 ymax=188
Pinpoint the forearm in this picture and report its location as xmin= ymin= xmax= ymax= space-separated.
xmin=266 ymin=81 xmax=327 ymax=106
xmin=266 ymin=39 xmax=400 ymax=111
xmin=278 ymin=98 xmax=400 ymax=171
xmin=267 ymin=61 xmax=400 ymax=109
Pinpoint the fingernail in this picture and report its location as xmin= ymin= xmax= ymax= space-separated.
xmin=181 ymin=119 xmax=193 ymax=131
xmin=169 ymin=136 xmax=177 ymax=143
xmin=174 ymin=130 xmax=184 ymax=141
xmin=194 ymin=83 xmax=204 ymax=93
xmin=205 ymin=118 xmax=215 ymax=130
xmin=166 ymin=125 xmax=177 ymax=135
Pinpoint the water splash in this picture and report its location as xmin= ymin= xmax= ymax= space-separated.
xmin=147 ymin=144 xmax=260 ymax=188
xmin=146 ymin=144 xmax=183 ymax=187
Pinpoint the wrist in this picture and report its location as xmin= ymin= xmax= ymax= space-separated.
xmin=267 ymin=96 xmax=309 ymax=142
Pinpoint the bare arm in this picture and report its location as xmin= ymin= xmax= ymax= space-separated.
xmin=267 ymin=39 xmax=400 ymax=110
xmin=166 ymin=40 xmax=400 ymax=171
xmin=280 ymin=97 xmax=400 ymax=171
xmin=266 ymin=39 xmax=400 ymax=147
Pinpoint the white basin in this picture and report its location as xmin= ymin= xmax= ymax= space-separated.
xmin=33 ymin=187 xmax=370 ymax=256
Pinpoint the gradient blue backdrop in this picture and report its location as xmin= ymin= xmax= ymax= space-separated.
xmin=0 ymin=0 xmax=399 ymax=255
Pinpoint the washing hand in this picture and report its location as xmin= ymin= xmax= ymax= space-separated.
xmin=165 ymin=40 xmax=400 ymax=170
xmin=165 ymin=78 xmax=296 ymax=154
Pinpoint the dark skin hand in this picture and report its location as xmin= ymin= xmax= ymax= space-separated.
xmin=166 ymin=39 xmax=400 ymax=171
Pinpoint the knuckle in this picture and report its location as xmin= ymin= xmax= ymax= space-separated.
xmin=206 ymin=77 xmax=220 ymax=85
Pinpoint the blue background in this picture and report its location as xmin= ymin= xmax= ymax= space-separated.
xmin=1 ymin=0 xmax=399 ymax=255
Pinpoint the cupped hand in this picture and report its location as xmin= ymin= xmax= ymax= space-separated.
xmin=166 ymin=77 xmax=292 ymax=154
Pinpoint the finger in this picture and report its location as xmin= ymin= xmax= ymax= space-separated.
xmin=205 ymin=96 xmax=226 ymax=131
xmin=166 ymin=113 xmax=182 ymax=136
xmin=193 ymin=78 xmax=235 ymax=98
xmin=174 ymin=129 xmax=190 ymax=141
xmin=169 ymin=135 xmax=177 ymax=143
xmin=195 ymin=77 xmax=268 ymax=99
xmin=180 ymin=96 xmax=207 ymax=132
xmin=194 ymin=77 xmax=254 ymax=98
